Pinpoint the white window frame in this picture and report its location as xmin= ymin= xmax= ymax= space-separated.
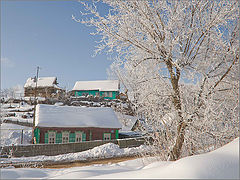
xmin=104 ymin=92 xmax=108 ymax=97
xmin=75 ymin=132 xmax=83 ymax=142
xmin=108 ymin=92 xmax=112 ymax=97
xmin=103 ymin=133 xmax=111 ymax=141
xmin=62 ymin=131 xmax=69 ymax=143
xmin=48 ymin=131 xmax=56 ymax=144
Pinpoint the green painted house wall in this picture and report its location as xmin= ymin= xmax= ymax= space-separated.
xmin=75 ymin=90 xmax=119 ymax=100
xmin=75 ymin=90 xmax=99 ymax=97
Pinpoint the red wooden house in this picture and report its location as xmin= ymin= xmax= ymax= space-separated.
xmin=33 ymin=104 xmax=122 ymax=144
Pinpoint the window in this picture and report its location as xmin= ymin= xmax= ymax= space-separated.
xmin=103 ymin=92 xmax=112 ymax=97
xmin=62 ymin=132 xmax=69 ymax=143
xmin=48 ymin=131 xmax=55 ymax=144
xmin=104 ymin=92 xmax=108 ymax=97
xmin=75 ymin=132 xmax=82 ymax=142
xmin=103 ymin=133 xmax=111 ymax=141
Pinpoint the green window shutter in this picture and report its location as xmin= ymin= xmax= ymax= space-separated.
xmin=115 ymin=129 xmax=119 ymax=139
xmin=82 ymin=133 xmax=86 ymax=141
xmin=69 ymin=133 xmax=75 ymax=142
xmin=34 ymin=128 xmax=40 ymax=143
xmin=44 ymin=132 xmax=48 ymax=144
xmin=37 ymin=128 xmax=40 ymax=143
xmin=56 ymin=132 xmax=62 ymax=143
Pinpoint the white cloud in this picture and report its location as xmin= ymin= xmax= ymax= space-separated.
xmin=1 ymin=57 xmax=15 ymax=68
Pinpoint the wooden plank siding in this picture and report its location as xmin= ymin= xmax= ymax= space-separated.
xmin=24 ymin=87 xmax=64 ymax=98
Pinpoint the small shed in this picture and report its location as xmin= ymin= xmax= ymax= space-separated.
xmin=72 ymin=80 xmax=120 ymax=100
xmin=33 ymin=104 xmax=122 ymax=144
xmin=24 ymin=77 xmax=64 ymax=98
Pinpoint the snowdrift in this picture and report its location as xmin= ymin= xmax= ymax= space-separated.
xmin=93 ymin=137 xmax=239 ymax=179
xmin=1 ymin=138 xmax=239 ymax=179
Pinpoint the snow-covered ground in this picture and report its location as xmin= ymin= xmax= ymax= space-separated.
xmin=0 ymin=123 xmax=32 ymax=146
xmin=1 ymin=102 xmax=33 ymax=124
xmin=1 ymin=143 xmax=149 ymax=164
xmin=1 ymin=138 xmax=239 ymax=179
xmin=1 ymin=102 xmax=33 ymax=111
xmin=1 ymin=102 xmax=33 ymax=146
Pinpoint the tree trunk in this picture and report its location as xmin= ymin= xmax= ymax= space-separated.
xmin=169 ymin=79 xmax=186 ymax=161
xmin=166 ymin=60 xmax=186 ymax=161
xmin=169 ymin=121 xmax=187 ymax=161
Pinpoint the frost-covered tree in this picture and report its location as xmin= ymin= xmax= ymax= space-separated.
xmin=74 ymin=0 xmax=239 ymax=160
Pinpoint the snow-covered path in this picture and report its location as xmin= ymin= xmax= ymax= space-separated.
xmin=1 ymin=138 xmax=239 ymax=179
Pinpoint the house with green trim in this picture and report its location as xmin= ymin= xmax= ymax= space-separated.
xmin=33 ymin=104 xmax=122 ymax=144
xmin=72 ymin=80 xmax=120 ymax=100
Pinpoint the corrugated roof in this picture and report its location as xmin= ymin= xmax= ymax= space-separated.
xmin=24 ymin=77 xmax=58 ymax=88
xmin=72 ymin=80 xmax=119 ymax=91
xmin=35 ymin=104 xmax=122 ymax=128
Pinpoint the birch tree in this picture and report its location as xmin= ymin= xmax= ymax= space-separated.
xmin=74 ymin=0 xmax=239 ymax=160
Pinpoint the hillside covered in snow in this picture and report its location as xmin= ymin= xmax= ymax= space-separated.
xmin=2 ymin=137 xmax=239 ymax=179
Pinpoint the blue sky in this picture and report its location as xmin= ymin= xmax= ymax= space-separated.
xmin=1 ymin=0 xmax=112 ymax=90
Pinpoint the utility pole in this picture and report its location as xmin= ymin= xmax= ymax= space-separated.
xmin=21 ymin=129 xmax=23 ymax=144
xmin=33 ymin=66 xmax=40 ymax=129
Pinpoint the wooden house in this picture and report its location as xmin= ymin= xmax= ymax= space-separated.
xmin=24 ymin=77 xmax=64 ymax=98
xmin=72 ymin=80 xmax=120 ymax=100
xmin=33 ymin=104 xmax=122 ymax=144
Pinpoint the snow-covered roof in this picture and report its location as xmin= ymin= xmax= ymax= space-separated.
xmin=72 ymin=80 xmax=119 ymax=91
xmin=24 ymin=77 xmax=58 ymax=88
xmin=35 ymin=104 xmax=122 ymax=128
xmin=114 ymin=112 xmax=138 ymax=132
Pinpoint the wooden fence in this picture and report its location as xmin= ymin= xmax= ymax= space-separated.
xmin=0 ymin=137 xmax=146 ymax=157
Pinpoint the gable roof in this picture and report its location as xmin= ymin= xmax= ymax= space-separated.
xmin=114 ymin=112 xmax=138 ymax=132
xmin=24 ymin=77 xmax=58 ymax=88
xmin=72 ymin=80 xmax=119 ymax=91
xmin=35 ymin=104 xmax=122 ymax=128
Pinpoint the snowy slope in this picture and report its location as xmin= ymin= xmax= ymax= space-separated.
xmin=1 ymin=137 xmax=239 ymax=179
xmin=0 ymin=123 xmax=32 ymax=146
xmin=91 ymin=138 xmax=239 ymax=179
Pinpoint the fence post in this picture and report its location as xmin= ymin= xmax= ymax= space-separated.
xmin=21 ymin=130 xmax=23 ymax=144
